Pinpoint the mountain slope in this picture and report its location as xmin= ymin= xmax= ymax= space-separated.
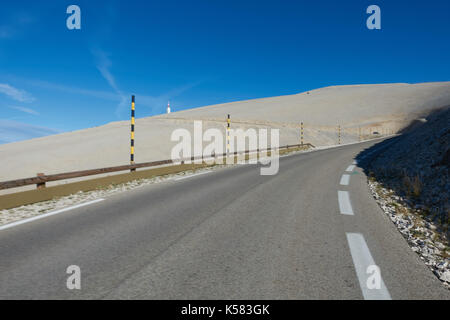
xmin=1 ymin=81 xmax=449 ymax=191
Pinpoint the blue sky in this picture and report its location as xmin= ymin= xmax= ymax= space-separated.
xmin=0 ymin=0 xmax=449 ymax=144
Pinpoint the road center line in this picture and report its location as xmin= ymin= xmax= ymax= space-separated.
xmin=0 ymin=198 xmax=105 ymax=231
xmin=340 ymin=174 xmax=351 ymax=186
xmin=174 ymin=171 xmax=212 ymax=181
xmin=345 ymin=165 xmax=355 ymax=172
xmin=338 ymin=191 xmax=354 ymax=215
xmin=346 ymin=233 xmax=392 ymax=300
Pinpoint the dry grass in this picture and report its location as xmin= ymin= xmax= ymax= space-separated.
xmin=403 ymin=174 xmax=423 ymax=198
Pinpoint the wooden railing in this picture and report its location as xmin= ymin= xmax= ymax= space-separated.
xmin=0 ymin=143 xmax=314 ymax=190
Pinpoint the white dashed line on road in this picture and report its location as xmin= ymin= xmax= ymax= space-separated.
xmin=340 ymin=174 xmax=351 ymax=186
xmin=338 ymin=191 xmax=354 ymax=215
xmin=345 ymin=165 xmax=355 ymax=172
xmin=0 ymin=199 xmax=105 ymax=231
xmin=346 ymin=233 xmax=392 ymax=300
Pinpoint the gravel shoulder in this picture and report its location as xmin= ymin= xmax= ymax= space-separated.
xmin=363 ymin=107 xmax=450 ymax=289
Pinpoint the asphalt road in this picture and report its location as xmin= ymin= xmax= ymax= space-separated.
xmin=0 ymin=139 xmax=449 ymax=299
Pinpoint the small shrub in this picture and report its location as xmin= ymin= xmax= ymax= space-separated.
xmin=402 ymin=174 xmax=423 ymax=198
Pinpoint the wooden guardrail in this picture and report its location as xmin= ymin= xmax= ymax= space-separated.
xmin=0 ymin=143 xmax=314 ymax=191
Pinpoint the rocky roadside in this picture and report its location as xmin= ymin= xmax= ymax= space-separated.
xmin=368 ymin=179 xmax=449 ymax=288
xmin=364 ymin=107 xmax=449 ymax=289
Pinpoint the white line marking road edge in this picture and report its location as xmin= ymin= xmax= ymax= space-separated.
xmin=0 ymin=198 xmax=105 ymax=231
xmin=310 ymin=135 xmax=398 ymax=153
xmin=338 ymin=191 xmax=354 ymax=215
xmin=174 ymin=171 xmax=212 ymax=181
xmin=340 ymin=174 xmax=351 ymax=186
xmin=346 ymin=233 xmax=392 ymax=300
xmin=345 ymin=165 xmax=356 ymax=172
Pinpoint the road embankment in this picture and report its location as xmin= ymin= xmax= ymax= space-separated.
xmin=360 ymin=107 xmax=450 ymax=288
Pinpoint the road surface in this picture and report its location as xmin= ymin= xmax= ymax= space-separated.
xmin=0 ymin=139 xmax=448 ymax=299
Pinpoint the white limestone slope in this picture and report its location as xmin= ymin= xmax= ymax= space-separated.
xmin=1 ymin=82 xmax=449 ymax=192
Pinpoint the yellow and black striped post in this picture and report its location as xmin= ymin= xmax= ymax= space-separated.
xmin=301 ymin=122 xmax=304 ymax=145
xmin=130 ymin=95 xmax=136 ymax=172
xmin=226 ymin=114 xmax=231 ymax=154
xmin=338 ymin=125 xmax=341 ymax=145
xmin=359 ymin=127 xmax=361 ymax=142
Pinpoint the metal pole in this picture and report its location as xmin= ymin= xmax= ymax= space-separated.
xmin=130 ymin=95 xmax=136 ymax=172
xmin=227 ymin=114 xmax=230 ymax=154
xmin=338 ymin=125 xmax=341 ymax=145
xmin=301 ymin=122 xmax=304 ymax=145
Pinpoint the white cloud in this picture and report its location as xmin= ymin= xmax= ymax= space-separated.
xmin=0 ymin=119 xmax=59 ymax=144
xmin=0 ymin=83 xmax=35 ymax=103
xmin=2 ymin=72 xmax=204 ymax=118
xmin=9 ymin=105 xmax=39 ymax=115
xmin=94 ymin=50 xmax=119 ymax=92
xmin=92 ymin=49 xmax=127 ymax=117
xmin=0 ymin=12 xmax=36 ymax=39
xmin=15 ymin=78 xmax=119 ymax=101
xmin=91 ymin=49 xmax=204 ymax=116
